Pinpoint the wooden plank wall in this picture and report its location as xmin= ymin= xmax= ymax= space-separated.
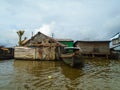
xmin=14 ymin=47 xmax=36 ymax=59
xmin=14 ymin=46 xmax=56 ymax=60
xmin=76 ymin=42 xmax=110 ymax=54
xmin=35 ymin=46 xmax=56 ymax=60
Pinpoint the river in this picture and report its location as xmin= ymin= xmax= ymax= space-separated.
xmin=0 ymin=59 xmax=120 ymax=90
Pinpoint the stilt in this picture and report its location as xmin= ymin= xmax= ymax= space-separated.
xmin=92 ymin=54 xmax=95 ymax=58
xmin=106 ymin=54 xmax=108 ymax=59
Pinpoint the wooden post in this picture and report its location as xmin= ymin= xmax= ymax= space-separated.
xmin=92 ymin=54 xmax=95 ymax=58
xmin=118 ymin=52 xmax=120 ymax=60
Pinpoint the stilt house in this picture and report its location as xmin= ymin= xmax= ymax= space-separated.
xmin=74 ymin=41 xmax=110 ymax=58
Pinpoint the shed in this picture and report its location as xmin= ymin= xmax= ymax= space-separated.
xmin=0 ymin=46 xmax=14 ymax=59
xmin=74 ymin=41 xmax=110 ymax=58
xmin=14 ymin=32 xmax=65 ymax=60
xmin=56 ymin=39 xmax=74 ymax=47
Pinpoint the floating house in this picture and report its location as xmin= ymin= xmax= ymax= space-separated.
xmin=74 ymin=41 xmax=110 ymax=58
xmin=56 ymin=39 xmax=74 ymax=47
xmin=0 ymin=46 xmax=14 ymax=59
xmin=14 ymin=32 xmax=66 ymax=60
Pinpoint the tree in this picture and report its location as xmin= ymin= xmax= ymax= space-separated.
xmin=17 ymin=30 xmax=25 ymax=46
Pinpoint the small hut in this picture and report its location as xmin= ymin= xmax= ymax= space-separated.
xmin=14 ymin=32 xmax=65 ymax=60
xmin=56 ymin=39 xmax=74 ymax=47
xmin=74 ymin=41 xmax=110 ymax=58
xmin=0 ymin=46 xmax=14 ymax=59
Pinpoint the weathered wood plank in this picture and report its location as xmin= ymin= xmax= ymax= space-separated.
xmin=14 ymin=46 xmax=56 ymax=60
xmin=14 ymin=47 xmax=35 ymax=59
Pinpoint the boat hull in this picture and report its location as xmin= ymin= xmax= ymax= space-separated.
xmin=61 ymin=54 xmax=84 ymax=67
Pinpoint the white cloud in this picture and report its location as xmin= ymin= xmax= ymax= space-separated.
xmin=34 ymin=21 xmax=56 ymax=36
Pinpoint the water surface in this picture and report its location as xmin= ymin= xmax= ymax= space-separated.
xmin=0 ymin=59 xmax=120 ymax=90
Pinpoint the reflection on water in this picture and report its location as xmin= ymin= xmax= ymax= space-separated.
xmin=0 ymin=59 xmax=120 ymax=90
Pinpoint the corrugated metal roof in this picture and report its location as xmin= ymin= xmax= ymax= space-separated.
xmin=110 ymin=32 xmax=120 ymax=40
xmin=21 ymin=39 xmax=29 ymax=45
xmin=75 ymin=40 xmax=110 ymax=43
xmin=55 ymin=39 xmax=73 ymax=42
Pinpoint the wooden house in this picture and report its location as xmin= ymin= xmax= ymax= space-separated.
xmin=0 ymin=46 xmax=14 ymax=59
xmin=110 ymin=33 xmax=120 ymax=59
xmin=110 ymin=32 xmax=120 ymax=50
xmin=56 ymin=39 xmax=74 ymax=47
xmin=74 ymin=41 xmax=110 ymax=58
xmin=14 ymin=32 xmax=65 ymax=60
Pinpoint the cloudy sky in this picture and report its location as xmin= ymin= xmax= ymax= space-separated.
xmin=0 ymin=0 xmax=120 ymax=46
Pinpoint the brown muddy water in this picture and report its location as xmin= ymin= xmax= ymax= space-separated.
xmin=0 ymin=59 xmax=120 ymax=90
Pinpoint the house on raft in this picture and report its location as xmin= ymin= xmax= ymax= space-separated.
xmin=0 ymin=46 xmax=14 ymax=59
xmin=55 ymin=39 xmax=74 ymax=47
xmin=74 ymin=40 xmax=110 ymax=58
xmin=14 ymin=32 xmax=66 ymax=60
xmin=110 ymin=32 xmax=120 ymax=59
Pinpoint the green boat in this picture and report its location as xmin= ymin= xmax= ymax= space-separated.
xmin=60 ymin=47 xmax=84 ymax=67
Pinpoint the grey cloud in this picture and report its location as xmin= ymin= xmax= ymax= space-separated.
xmin=0 ymin=0 xmax=120 ymax=46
